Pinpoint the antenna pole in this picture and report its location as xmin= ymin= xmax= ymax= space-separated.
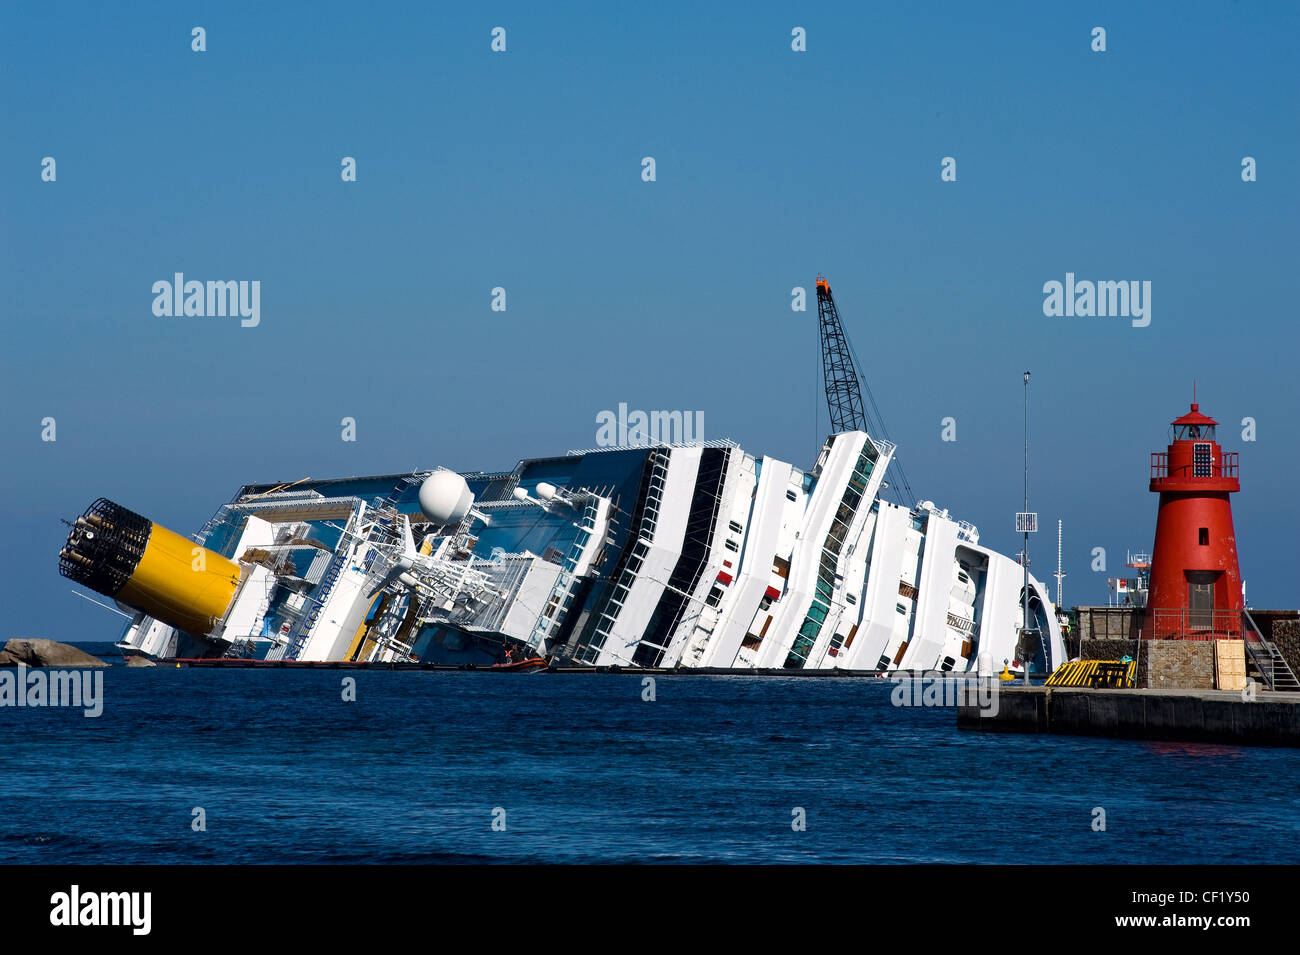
xmin=1023 ymin=371 xmax=1031 ymax=685
xmin=1054 ymin=518 xmax=1065 ymax=608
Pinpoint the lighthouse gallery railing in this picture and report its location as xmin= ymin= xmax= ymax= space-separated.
xmin=1150 ymin=452 xmax=1238 ymax=480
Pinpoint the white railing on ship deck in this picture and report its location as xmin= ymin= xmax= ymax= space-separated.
xmin=567 ymin=437 xmax=740 ymax=455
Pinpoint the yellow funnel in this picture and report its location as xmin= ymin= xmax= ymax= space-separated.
xmin=60 ymin=498 xmax=241 ymax=636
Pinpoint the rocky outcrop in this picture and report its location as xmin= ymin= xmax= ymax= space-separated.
xmin=124 ymin=654 xmax=157 ymax=667
xmin=0 ymin=638 xmax=109 ymax=667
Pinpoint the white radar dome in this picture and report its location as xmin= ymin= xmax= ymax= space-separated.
xmin=418 ymin=470 xmax=474 ymax=525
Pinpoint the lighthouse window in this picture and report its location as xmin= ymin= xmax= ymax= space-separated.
xmin=1176 ymin=424 xmax=1216 ymax=441
xmin=1199 ymin=527 xmax=1209 ymax=546
xmin=1193 ymin=442 xmax=1212 ymax=477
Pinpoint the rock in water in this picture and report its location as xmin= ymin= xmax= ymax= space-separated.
xmin=124 ymin=655 xmax=157 ymax=667
xmin=0 ymin=639 xmax=110 ymax=667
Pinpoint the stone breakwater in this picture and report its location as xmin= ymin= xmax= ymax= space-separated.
xmin=958 ymin=686 xmax=1300 ymax=747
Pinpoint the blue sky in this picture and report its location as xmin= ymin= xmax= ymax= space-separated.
xmin=3 ymin=2 xmax=1297 ymax=642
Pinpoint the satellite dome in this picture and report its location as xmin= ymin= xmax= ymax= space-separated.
xmin=418 ymin=470 xmax=473 ymax=525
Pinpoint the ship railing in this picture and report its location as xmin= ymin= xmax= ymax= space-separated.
xmin=529 ymin=498 xmax=602 ymax=651
xmin=567 ymin=437 xmax=740 ymax=456
xmin=869 ymin=437 xmax=896 ymax=460
xmin=192 ymin=504 xmax=233 ymax=545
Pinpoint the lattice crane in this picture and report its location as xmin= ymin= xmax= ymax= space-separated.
xmin=815 ymin=275 xmax=916 ymax=506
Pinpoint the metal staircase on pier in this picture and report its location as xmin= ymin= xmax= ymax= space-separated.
xmin=1243 ymin=611 xmax=1300 ymax=691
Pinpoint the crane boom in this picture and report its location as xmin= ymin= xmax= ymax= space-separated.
xmin=816 ymin=276 xmax=868 ymax=433
xmin=814 ymin=274 xmax=917 ymax=506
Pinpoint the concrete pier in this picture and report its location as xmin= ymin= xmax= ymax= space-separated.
xmin=957 ymin=685 xmax=1300 ymax=747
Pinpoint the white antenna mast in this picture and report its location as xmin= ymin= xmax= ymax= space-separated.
xmin=1053 ymin=519 xmax=1065 ymax=608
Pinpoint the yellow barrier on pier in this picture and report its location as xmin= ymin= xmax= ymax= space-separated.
xmin=1045 ymin=660 xmax=1136 ymax=688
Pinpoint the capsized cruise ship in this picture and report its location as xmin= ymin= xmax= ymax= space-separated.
xmin=60 ymin=433 xmax=1062 ymax=673
xmin=58 ymin=279 xmax=1064 ymax=673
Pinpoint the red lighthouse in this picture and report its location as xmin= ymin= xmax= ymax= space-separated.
xmin=1146 ymin=401 xmax=1244 ymax=639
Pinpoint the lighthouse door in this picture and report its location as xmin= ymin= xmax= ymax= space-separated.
xmin=1188 ymin=577 xmax=1214 ymax=631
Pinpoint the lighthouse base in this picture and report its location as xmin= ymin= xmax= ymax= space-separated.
xmin=1144 ymin=639 xmax=1245 ymax=691
xmin=1079 ymin=631 xmax=1250 ymax=690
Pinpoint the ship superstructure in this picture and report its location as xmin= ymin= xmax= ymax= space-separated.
xmin=58 ymin=277 xmax=1064 ymax=673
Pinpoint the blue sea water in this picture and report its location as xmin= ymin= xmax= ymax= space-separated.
xmin=1 ymin=667 xmax=1298 ymax=864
